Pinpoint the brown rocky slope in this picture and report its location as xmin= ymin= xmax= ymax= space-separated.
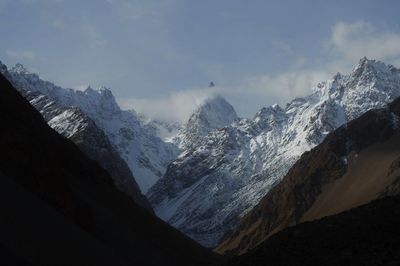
xmin=217 ymin=97 xmax=400 ymax=255
xmin=227 ymin=194 xmax=400 ymax=266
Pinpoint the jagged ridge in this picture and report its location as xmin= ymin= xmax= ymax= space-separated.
xmin=148 ymin=58 xmax=400 ymax=247
xmin=218 ymin=96 xmax=400 ymax=254
xmin=0 ymin=62 xmax=178 ymax=193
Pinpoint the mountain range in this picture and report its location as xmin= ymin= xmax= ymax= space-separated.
xmin=218 ymin=96 xmax=400 ymax=254
xmin=0 ymin=62 xmax=178 ymax=195
xmin=148 ymin=57 xmax=400 ymax=247
xmin=2 ymin=57 xmax=400 ymax=264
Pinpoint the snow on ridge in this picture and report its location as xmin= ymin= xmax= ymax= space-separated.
xmin=174 ymin=93 xmax=239 ymax=149
xmin=3 ymin=58 xmax=400 ymax=247
xmin=1 ymin=62 xmax=178 ymax=194
xmin=148 ymin=57 xmax=400 ymax=247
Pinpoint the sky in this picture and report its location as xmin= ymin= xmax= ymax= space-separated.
xmin=2 ymin=0 xmax=400 ymax=122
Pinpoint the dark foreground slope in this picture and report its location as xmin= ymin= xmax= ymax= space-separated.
xmin=0 ymin=73 xmax=217 ymax=266
xmin=228 ymin=194 xmax=400 ymax=266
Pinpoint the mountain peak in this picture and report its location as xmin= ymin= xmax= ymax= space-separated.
xmin=190 ymin=94 xmax=238 ymax=129
xmin=344 ymin=57 xmax=400 ymax=94
xmin=359 ymin=56 xmax=369 ymax=64
xmin=84 ymin=85 xmax=114 ymax=99
xmin=177 ymin=94 xmax=238 ymax=148
xmin=199 ymin=93 xmax=232 ymax=108
xmin=3 ymin=61 xmax=122 ymax=120
xmin=351 ymin=57 xmax=396 ymax=78
xmin=78 ymin=86 xmax=121 ymax=119
xmin=10 ymin=63 xmax=30 ymax=75
xmin=149 ymin=58 xmax=400 ymax=248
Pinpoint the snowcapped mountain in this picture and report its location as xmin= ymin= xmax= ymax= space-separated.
xmin=174 ymin=94 xmax=238 ymax=149
xmin=0 ymin=63 xmax=153 ymax=210
xmin=1 ymin=62 xmax=178 ymax=194
xmin=217 ymin=95 xmax=400 ymax=255
xmin=147 ymin=57 xmax=400 ymax=247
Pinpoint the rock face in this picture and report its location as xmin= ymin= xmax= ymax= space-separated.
xmin=0 ymin=62 xmax=178 ymax=194
xmin=148 ymin=58 xmax=400 ymax=248
xmin=0 ymin=72 xmax=218 ymax=266
xmin=217 ymin=97 xmax=400 ymax=255
xmin=227 ymin=194 xmax=400 ymax=266
xmin=28 ymin=89 xmax=152 ymax=212
xmin=175 ymin=94 xmax=239 ymax=149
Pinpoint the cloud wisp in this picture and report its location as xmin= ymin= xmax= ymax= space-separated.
xmin=120 ymin=21 xmax=400 ymax=123
xmin=329 ymin=21 xmax=400 ymax=63
xmin=118 ymin=86 xmax=222 ymax=123
xmin=237 ymin=21 xmax=400 ymax=112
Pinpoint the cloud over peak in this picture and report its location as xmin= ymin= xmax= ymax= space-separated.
xmin=330 ymin=21 xmax=400 ymax=62
xmin=118 ymin=86 xmax=222 ymax=123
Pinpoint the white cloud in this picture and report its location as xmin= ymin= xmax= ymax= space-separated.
xmin=117 ymin=70 xmax=329 ymax=123
xmin=118 ymin=87 xmax=221 ymax=123
xmin=6 ymin=50 xmax=36 ymax=60
xmin=239 ymin=21 xmax=400 ymax=111
xmin=242 ymin=70 xmax=329 ymax=103
xmin=116 ymin=21 xmax=400 ymax=123
xmin=329 ymin=21 xmax=400 ymax=63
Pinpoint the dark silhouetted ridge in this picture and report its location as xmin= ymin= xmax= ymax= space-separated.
xmin=0 ymin=73 xmax=218 ymax=266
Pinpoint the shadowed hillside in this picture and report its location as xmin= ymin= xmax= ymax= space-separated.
xmin=228 ymin=194 xmax=400 ymax=266
xmin=0 ymin=73 xmax=218 ymax=266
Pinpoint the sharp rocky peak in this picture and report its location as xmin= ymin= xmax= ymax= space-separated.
xmin=354 ymin=57 xmax=386 ymax=72
xmin=349 ymin=57 xmax=400 ymax=83
xmin=81 ymin=85 xmax=120 ymax=113
xmin=10 ymin=63 xmax=31 ymax=75
xmin=188 ymin=94 xmax=238 ymax=130
xmin=3 ymin=63 xmax=121 ymax=118
xmin=84 ymin=85 xmax=114 ymax=97
xmin=177 ymin=94 xmax=238 ymax=149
